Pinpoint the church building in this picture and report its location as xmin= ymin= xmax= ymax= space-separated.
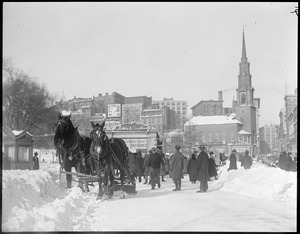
xmin=233 ymin=30 xmax=260 ymax=154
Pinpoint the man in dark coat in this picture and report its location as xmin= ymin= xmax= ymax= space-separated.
xmin=279 ymin=151 xmax=290 ymax=171
xmin=134 ymin=149 xmax=144 ymax=183
xmin=33 ymin=152 xmax=40 ymax=170
xmin=170 ymin=145 xmax=184 ymax=191
xmin=196 ymin=146 xmax=210 ymax=193
xmin=187 ymin=153 xmax=197 ymax=183
xmin=147 ymin=147 xmax=164 ymax=190
xmin=228 ymin=149 xmax=237 ymax=171
xmin=241 ymin=150 xmax=252 ymax=169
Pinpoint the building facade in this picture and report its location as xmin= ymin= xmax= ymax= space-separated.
xmin=191 ymin=91 xmax=224 ymax=116
xmin=141 ymin=106 xmax=176 ymax=133
xmin=152 ymin=98 xmax=188 ymax=130
xmin=259 ymin=124 xmax=279 ymax=155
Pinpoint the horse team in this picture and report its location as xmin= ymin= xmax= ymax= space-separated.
xmin=53 ymin=112 xmax=136 ymax=200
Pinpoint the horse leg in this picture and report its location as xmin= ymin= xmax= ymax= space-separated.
xmin=108 ymin=169 xmax=115 ymax=198
xmin=96 ymin=168 xmax=104 ymax=200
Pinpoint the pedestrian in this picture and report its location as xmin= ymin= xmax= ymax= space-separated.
xmin=187 ymin=153 xmax=197 ymax=183
xmin=33 ymin=152 xmax=40 ymax=170
xmin=214 ymin=151 xmax=221 ymax=166
xmin=241 ymin=150 xmax=252 ymax=169
xmin=278 ymin=151 xmax=290 ymax=171
xmin=227 ymin=149 xmax=237 ymax=171
xmin=159 ymin=150 xmax=167 ymax=182
xmin=134 ymin=149 xmax=144 ymax=183
xmin=143 ymin=152 xmax=151 ymax=184
xmin=128 ymin=151 xmax=136 ymax=177
xmin=170 ymin=145 xmax=185 ymax=191
xmin=196 ymin=145 xmax=210 ymax=193
xmin=208 ymin=152 xmax=218 ymax=180
xmin=147 ymin=147 xmax=164 ymax=190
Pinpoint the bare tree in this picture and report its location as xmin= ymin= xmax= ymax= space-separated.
xmin=3 ymin=59 xmax=58 ymax=133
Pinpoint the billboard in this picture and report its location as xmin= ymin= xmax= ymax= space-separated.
xmin=108 ymin=104 xmax=121 ymax=118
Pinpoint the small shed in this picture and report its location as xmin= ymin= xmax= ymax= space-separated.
xmin=3 ymin=130 xmax=34 ymax=170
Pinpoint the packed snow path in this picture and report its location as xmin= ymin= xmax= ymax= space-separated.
xmin=2 ymin=161 xmax=296 ymax=232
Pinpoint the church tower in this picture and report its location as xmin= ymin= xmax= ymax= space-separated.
xmin=235 ymin=30 xmax=257 ymax=146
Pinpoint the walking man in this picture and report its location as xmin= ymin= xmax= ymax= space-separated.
xmin=170 ymin=145 xmax=184 ymax=191
xmin=196 ymin=145 xmax=209 ymax=193
xmin=228 ymin=149 xmax=238 ymax=171
xmin=147 ymin=147 xmax=164 ymax=190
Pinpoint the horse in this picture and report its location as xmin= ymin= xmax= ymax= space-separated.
xmin=53 ymin=112 xmax=95 ymax=191
xmin=89 ymin=120 xmax=136 ymax=200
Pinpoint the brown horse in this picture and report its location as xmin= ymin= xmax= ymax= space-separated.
xmin=53 ymin=112 xmax=95 ymax=191
xmin=90 ymin=121 xmax=136 ymax=200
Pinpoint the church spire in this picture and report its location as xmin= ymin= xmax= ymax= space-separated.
xmin=242 ymin=29 xmax=247 ymax=60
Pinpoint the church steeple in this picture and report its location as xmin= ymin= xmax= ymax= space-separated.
xmin=242 ymin=29 xmax=247 ymax=62
xmin=237 ymin=29 xmax=254 ymax=106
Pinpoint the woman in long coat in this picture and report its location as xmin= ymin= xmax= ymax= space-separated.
xmin=228 ymin=149 xmax=238 ymax=171
xmin=143 ymin=152 xmax=151 ymax=184
xmin=208 ymin=152 xmax=218 ymax=180
xmin=187 ymin=154 xmax=197 ymax=183
xmin=135 ymin=149 xmax=144 ymax=183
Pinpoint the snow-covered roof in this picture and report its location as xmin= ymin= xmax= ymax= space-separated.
xmin=184 ymin=115 xmax=242 ymax=126
xmin=12 ymin=130 xmax=33 ymax=137
xmin=61 ymin=110 xmax=72 ymax=116
xmin=238 ymin=130 xmax=251 ymax=135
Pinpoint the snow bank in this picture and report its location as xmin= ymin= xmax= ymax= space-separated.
xmin=217 ymin=162 xmax=297 ymax=203
xmin=2 ymin=160 xmax=297 ymax=231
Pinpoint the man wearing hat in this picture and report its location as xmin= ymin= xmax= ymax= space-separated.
xmin=228 ymin=149 xmax=238 ymax=171
xmin=241 ymin=150 xmax=252 ymax=169
xmin=196 ymin=145 xmax=210 ymax=193
xmin=33 ymin=152 xmax=40 ymax=170
xmin=147 ymin=147 xmax=164 ymax=190
xmin=170 ymin=145 xmax=184 ymax=191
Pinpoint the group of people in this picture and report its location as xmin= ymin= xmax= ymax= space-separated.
xmin=278 ymin=151 xmax=297 ymax=172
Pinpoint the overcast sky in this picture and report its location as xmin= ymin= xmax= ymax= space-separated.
xmin=3 ymin=2 xmax=298 ymax=125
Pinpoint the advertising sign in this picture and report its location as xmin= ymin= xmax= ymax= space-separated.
xmin=108 ymin=104 xmax=121 ymax=118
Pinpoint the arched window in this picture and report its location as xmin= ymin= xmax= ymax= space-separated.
xmin=241 ymin=93 xmax=246 ymax=104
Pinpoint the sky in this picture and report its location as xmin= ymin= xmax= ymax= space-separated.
xmin=3 ymin=2 xmax=298 ymax=126
xmin=2 ymin=158 xmax=296 ymax=231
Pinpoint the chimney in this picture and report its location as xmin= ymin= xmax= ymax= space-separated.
xmin=218 ymin=91 xmax=223 ymax=101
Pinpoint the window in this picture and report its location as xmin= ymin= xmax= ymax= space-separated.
xmin=7 ymin=146 xmax=15 ymax=161
xmin=241 ymin=93 xmax=246 ymax=104
xmin=18 ymin=146 xmax=30 ymax=161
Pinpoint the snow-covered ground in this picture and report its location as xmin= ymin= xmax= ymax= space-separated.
xmin=2 ymin=160 xmax=297 ymax=232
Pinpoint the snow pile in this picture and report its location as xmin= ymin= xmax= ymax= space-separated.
xmin=1 ymin=160 xmax=297 ymax=231
xmin=217 ymin=162 xmax=297 ymax=202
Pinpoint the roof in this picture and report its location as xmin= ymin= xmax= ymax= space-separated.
xmin=12 ymin=130 xmax=33 ymax=137
xmin=184 ymin=115 xmax=242 ymax=126
xmin=238 ymin=130 xmax=251 ymax=135
xmin=191 ymin=100 xmax=223 ymax=110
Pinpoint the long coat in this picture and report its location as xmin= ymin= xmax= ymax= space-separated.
xmin=160 ymin=153 xmax=167 ymax=176
xmin=170 ymin=150 xmax=184 ymax=180
xmin=228 ymin=153 xmax=237 ymax=171
xmin=279 ymin=154 xmax=290 ymax=171
xmin=187 ymin=156 xmax=198 ymax=182
xmin=143 ymin=154 xmax=151 ymax=176
xmin=241 ymin=155 xmax=252 ymax=169
xmin=135 ymin=152 xmax=144 ymax=176
xmin=33 ymin=156 xmax=39 ymax=170
xmin=196 ymin=151 xmax=209 ymax=182
xmin=208 ymin=158 xmax=218 ymax=177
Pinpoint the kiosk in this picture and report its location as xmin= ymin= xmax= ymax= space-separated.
xmin=3 ymin=130 xmax=34 ymax=170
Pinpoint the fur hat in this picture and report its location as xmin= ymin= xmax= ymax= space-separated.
xmin=232 ymin=149 xmax=237 ymax=152
xmin=34 ymin=152 xmax=38 ymax=155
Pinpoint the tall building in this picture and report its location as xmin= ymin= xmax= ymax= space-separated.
xmin=259 ymin=124 xmax=279 ymax=154
xmin=233 ymin=30 xmax=259 ymax=153
xmin=152 ymin=98 xmax=188 ymax=129
xmin=191 ymin=91 xmax=224 ymax=116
